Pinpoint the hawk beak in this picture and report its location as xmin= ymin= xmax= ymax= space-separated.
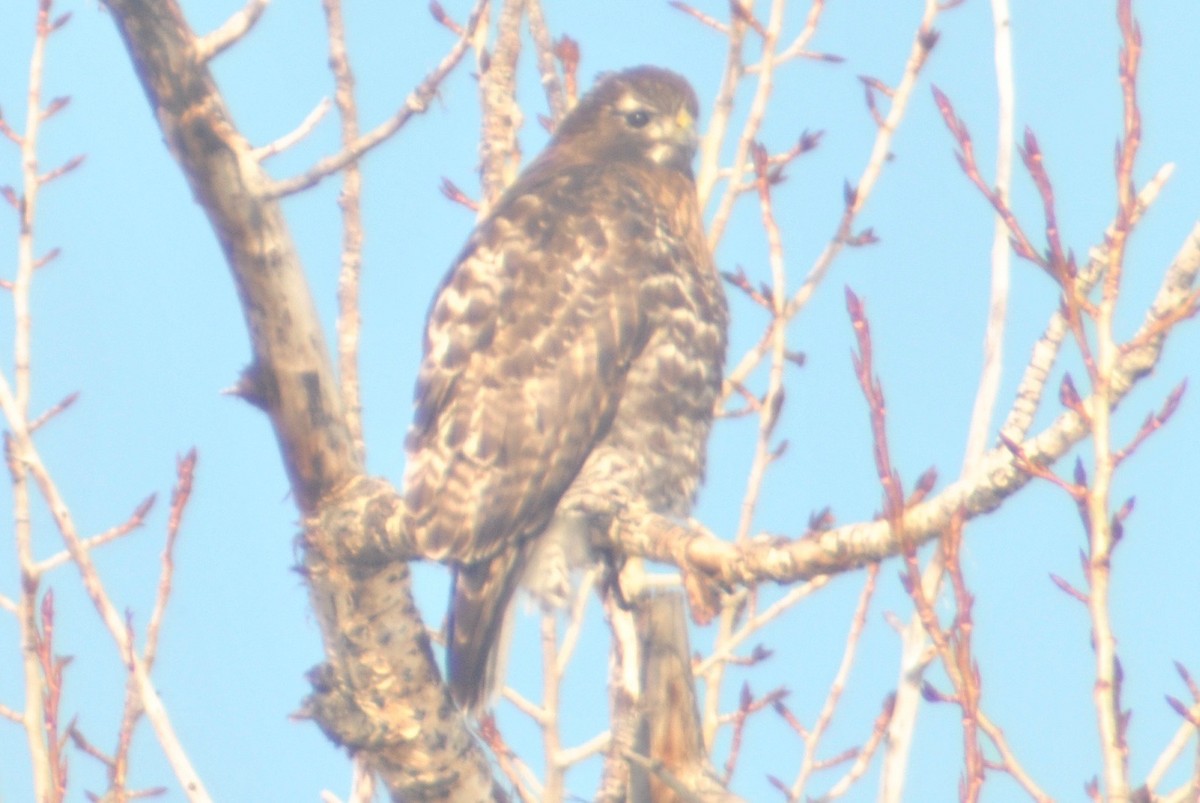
xmin=673 ymin=106 xmax=698 ymax=148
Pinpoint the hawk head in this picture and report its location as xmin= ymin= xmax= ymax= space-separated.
xmin=549 ymin=66 xmax=701 ymax=175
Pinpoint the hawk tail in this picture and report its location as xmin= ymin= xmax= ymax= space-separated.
xmin=447 ymin=547 xmax=528 ymax=713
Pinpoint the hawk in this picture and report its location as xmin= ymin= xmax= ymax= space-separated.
xmin=402 ymin=66 xmax=728 ymax=712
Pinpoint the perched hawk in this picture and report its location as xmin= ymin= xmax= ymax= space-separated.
xmin=403 ymin=66 xmax=728 ymax=712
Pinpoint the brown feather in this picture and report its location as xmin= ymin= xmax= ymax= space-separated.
xmin=402 ymin=66 xmax=728 ymax=712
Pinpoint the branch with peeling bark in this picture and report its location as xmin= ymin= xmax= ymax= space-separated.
xmin=316 ymin=213 xmax=1198 ymax=607
xmin=101 ymin=1 xmax=504 ymax=800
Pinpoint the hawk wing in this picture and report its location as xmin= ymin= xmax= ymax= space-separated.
xmin=404 ymin=166 xmax=653 ymax=561
xmin=403 ymin=166 xmax=658 ymax=708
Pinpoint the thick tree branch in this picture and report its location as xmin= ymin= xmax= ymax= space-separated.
xmin=600 ymin=224 xmax=1199 ymax=585
xmin=105 ymin=0 xmax=355 ymax=510
xmin=320 ymin=224 xmax=1199 ymax=598
xmin=101 ymin=1 xmax=502 ymax=799
xmin=312 ymin=222 xmax=1198 ymax=662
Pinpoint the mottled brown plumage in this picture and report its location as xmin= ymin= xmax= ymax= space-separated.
xmin=402 ymin=66 xmax=727 ymax=712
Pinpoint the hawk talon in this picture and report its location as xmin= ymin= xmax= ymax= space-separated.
xmin=598 ymin=545 xmax=634 ymax=611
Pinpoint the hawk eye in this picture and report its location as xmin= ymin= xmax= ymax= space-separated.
xmin=624 ymin=110 xmax=651 ymax=129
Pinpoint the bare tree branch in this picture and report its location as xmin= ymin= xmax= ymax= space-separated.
xmin=194 ymin=0 xmax=269 ymax=62
xmin=251 ymin=97 xmax=331 ymax=161
xmin=526 ymin=0 xmax=566 ymax=123
xmin=0 ymin=384 xmax=210 ymax=801
xmin=312 ymin=218 xmax=1199 ymax=610
xmin=101 ymin=0 xmax=504 ymax=798
xmin=722 ymin=0 xmax=949 ymax=393
xmin=321 ymin=0 xmax=366 ymax=461
xmin=593 ymin=223 xmax=1198 ymax=582
xmin=478 ymin=0 xmax=526 ymax=205
xmin=266 ymin=0 xmax=490 ymax=198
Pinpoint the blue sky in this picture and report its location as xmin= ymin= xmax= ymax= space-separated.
xmin=1 ymin=1 xmax=1198 ymax=800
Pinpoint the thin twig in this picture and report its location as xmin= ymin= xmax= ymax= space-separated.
xmin=267 ymin=0 xmax=489 ymax=198
xmin=1000 ymin=162 xmax=1173 ymax=442
xmin=723 ymin=0 xmax=947 ymax=393
xmin=554 ymin=567 xmax=597 ymax=675
xmin=886 ymin=2 xmax=1016 ymax=793
xmin=251 ymin=97 xmax=331 ymax=161
xmin=669 ymin=1 xmax=730 ymax=36
xmin=693 ymin=577 xmax=826 ymax=677
xmin=1145 ymin=718 xmax=1200 ymax=794
xmin=33 ymin=589 xmax=68 ymax=802
xmin=811 ymin=695 xmax=895 ymax=802
xmin=0 ymin=377 xmax=211 ymax=802
xmin=695 ymin=2 xmax=748 ymax=208
xmin=321 ymin=0 xmax=366 ymax=460
xmin=944 ymin=514 xmax=985 ymax=800
xmin=36 ymin=494 xmax=155 ymax=574
xmin=701 ymin=0 xmax=791 ymax=750
xmin=194 ymin=0 xmax=270 ymax=62
xmin=557 ymin=730 xmax=611 ymax=767
xmin=539 ymin=608 xmax=565 ymax=801
xmin=10 ymin=4 xmax=63 ymax=797
xmin=146 ymin=450 xmax=195 ymax=669
xmin=27 ymin=391 xmax=78 ymax=433
xmin=478 ymin=716 xmax=544 ymax=802
xmin=501 ymin=687 xmax=547 ymax=724
xmin=706 ymin=0 xmax=791 ymax=249
xmin=962 ymin=0 xmax=1015 ymax=471
xmin=790 ymin=566 xmax=879 ymax=798
xmin=976 ymin=711 xmax=1053 ymax=801
xmin=1087 ymin=4 xmax=1143 ymax=796
xmin=526 ymin=0 xmax=566 ymax=123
